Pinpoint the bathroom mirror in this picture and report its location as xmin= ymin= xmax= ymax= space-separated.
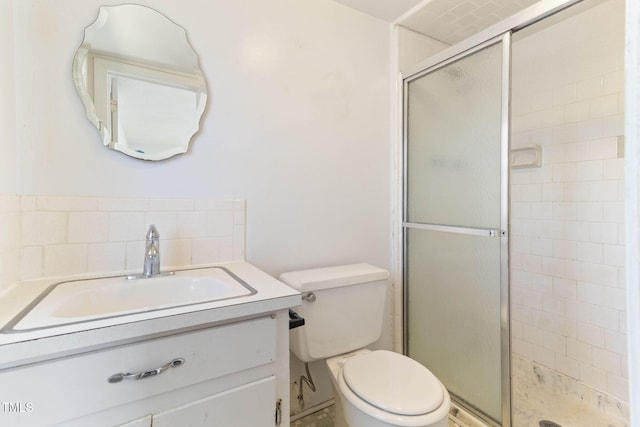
xmin=72 ymin=5 xmax=207 ymax=161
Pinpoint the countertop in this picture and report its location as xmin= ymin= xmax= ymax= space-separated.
xmin=0 ymin=261 xmax=300 ymax=369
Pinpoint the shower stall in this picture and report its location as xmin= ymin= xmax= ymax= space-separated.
xmin=402 ymin=0 xmax=627 ymax=425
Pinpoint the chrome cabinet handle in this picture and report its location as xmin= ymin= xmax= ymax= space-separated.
xmin=108 ymin=358 xmax=185 ymax=383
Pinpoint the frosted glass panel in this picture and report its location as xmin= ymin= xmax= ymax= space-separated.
xmin=407 ymin=228 xmax=502 ymax=421
xmin=406 ymin=43 xmax=502 ymax=229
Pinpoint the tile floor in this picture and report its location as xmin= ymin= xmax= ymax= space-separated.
xmin=291 ymin=405 xmax=335 ymax=427
xmin=290 ymin=403 xmax=487 ymax=427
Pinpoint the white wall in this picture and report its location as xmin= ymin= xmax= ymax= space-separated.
xmin=510 ymin=0 xmax=627 ymax=403
xmin=5 ymin=0 xmax=393 ymax=417
xmin=12 ymin=0 xmax=392 ymax=278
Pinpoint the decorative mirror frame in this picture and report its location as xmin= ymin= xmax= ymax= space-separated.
xmin=72 ymin=5 xmax=207 ymax=161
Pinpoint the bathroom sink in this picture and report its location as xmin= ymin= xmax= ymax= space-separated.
xmin=4 ymin=267 xmax=256 ymax=332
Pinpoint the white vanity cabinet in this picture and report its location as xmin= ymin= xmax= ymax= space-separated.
xmin=0 ymin=312 xmax=290 ymax=427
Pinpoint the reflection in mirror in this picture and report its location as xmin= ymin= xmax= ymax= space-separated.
xmin=72 ymin=5 xmax=207 ymax=160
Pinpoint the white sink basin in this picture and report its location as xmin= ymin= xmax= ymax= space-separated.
xmin=5 ymin=267 xmax=256 ymax=331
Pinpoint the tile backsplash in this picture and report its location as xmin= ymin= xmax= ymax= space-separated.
xmin=3 ymin=195 xmax=245 ymax=287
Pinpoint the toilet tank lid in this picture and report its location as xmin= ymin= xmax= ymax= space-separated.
xmin=279 ymin=264 xmax=389 ymax=292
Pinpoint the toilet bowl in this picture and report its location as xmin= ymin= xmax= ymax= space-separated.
xmin=326 ymin=349 xmax=450 ymax=427
xmin=280 ymin=264 xmax=451 ymax=427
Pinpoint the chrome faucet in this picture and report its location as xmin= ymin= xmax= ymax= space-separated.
xmin=126 ymin=224 xmax=173 ymax=280
xmin=143 ymin=224 xmax=161 ymax=278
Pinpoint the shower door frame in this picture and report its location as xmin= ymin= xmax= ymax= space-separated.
xmin=399 ymin=1 xmax=583 ymax=425
xmin=402 ymin=33 xmax=511 ymax=427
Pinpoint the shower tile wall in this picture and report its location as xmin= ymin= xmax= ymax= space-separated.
xmin=8 ymin=195 xmax=245 ymax=284
xmin=510 ymin=0 xmax=627 ymax=421
xmin=0 ymin=195 xmax=20 ymax=294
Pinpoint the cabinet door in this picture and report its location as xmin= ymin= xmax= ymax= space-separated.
xmin=152 ymin=376 xmax=276 ymax=427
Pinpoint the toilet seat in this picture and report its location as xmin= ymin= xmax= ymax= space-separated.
xmin=326 ymin=349 xmax=451 ymax=427
xmin=342 ymin=350 xmax=444 ymax=416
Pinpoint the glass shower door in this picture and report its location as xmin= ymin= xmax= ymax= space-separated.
xmin=404 ymin=37 xmax=509 ymax=425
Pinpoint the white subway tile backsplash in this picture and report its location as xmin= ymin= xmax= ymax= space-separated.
xmin=99 ymin=198 xmax=148 ymax=212
xmin=177 ymin=211 xmax=207 ymax=238
xmin=87 ymin=242 xmax=126 ymax=273
xmin=148 ymin=198 xmax=194 ymax=211
xmin=21 ymin=212 xmax=67 ymax=246
xmin=162 ymin=239 xmax=192 ymax=267
xmin=12 ymin=196 xmax=246 ymax=282
xmin=206 ymin=211 xmax=235 ymax=236
xmin=43 ymin=244 xmax=88 ymax=278
xmin=68 ymin=212 xmax=109 ymax=243
xmin=109 ymin=212 xmax=147 ymax=242
xmin=20 ymin=246 xmax=43 ymax=282
xmin=36 ymin=196 xmax=98 ymax=212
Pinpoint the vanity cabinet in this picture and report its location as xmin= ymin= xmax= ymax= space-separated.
xmin=0 ymin=313 xmax=289 ymax=427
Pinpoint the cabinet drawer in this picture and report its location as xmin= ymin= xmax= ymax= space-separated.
xmin=0 ymin=316 xmax=276 ymax=427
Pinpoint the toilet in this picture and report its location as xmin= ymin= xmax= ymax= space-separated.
xmin=280 ymin=264 xmax=450 ymax=427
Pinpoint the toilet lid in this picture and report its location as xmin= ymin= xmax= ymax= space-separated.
xmin=342 ymin=350 xmax=444 ymax=416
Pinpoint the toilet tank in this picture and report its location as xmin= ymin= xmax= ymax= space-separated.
xmin=280 ymin=264 xmax=389 ymax=362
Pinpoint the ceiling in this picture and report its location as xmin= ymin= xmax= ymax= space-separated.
xmin=332 ymin=0 xmax=542 ymax=45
